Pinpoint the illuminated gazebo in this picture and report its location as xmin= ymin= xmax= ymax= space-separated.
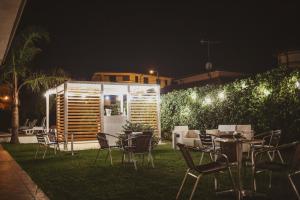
xmin=45 ymin=81 xmax=161 ymax=150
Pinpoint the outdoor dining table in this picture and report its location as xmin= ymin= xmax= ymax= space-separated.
xmin=213 ymin=135 xmax=264 ymax=200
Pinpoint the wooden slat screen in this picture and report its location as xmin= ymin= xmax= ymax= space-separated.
xmin=67 ymin=85 xmax=101 ymax=141
xmin=56 ymin=91 xmax=65 ymax=142
xmin=129 ymin=88 xmax=159 ymax=135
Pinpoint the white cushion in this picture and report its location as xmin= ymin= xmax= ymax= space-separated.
xmin=172 ymin=126 xmax=189 ymax=132
xmin=236 ymin=125 xmax=251 ymax=132
xmin=206 ymin=129 xmax=219 ymax=136
xmin=218 ymin=125 xmax=236 ymax=132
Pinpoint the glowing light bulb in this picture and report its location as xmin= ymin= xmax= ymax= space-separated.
xmin=190 ymin=92 xmax=197 ymax=101
xmin=203 ymin=96 xmax=212 ymax=105
xmin=296 ymin=81 xmax=300 ymax=89
xmin=218 ymin=91 xmax=225 ymax=100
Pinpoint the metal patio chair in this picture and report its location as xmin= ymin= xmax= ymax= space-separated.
xmin=252 ymin=141 xmax=300 ymax=199
xmin=196 ymin=133 xmax=218 ymax=164
xmin=176 ymin=143 xmax=236 ymax=200
xmin=122 ymin=134 xmax=154 ymax=170
xmin=251 ymin=130 xmax=284 ymax=163
xmin=35 ymin=132 xmax=60 ymax=159
xmin=94 ymin=132 xmax=120 ymax=165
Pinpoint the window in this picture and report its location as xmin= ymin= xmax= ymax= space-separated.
xmin=109 ymin=75 xmax=116 ymax=82
xmin=123 ymin=75 xmax=130 ymax=81
xmin=143 ymin=77 xmax=149 ymax=84
xmin=165 ymin=80 xmax=168 ymax=86
xmin=135 ymin=76 xmax=139 ymax=83
xmin=156 ymin=79 xmax=161 ymax=84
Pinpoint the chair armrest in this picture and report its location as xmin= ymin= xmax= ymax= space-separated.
xmin=253 ymin=131 xmax=272 ymax=139
xmin=105 ymin=133 xmax=120 ymax=139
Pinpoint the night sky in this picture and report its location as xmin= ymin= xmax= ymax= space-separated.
xmin=16 ymin=1 xmax=300 ymax=79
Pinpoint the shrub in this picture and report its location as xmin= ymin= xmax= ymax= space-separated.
xmin=161 ymin=67 xmax=300 ymax=142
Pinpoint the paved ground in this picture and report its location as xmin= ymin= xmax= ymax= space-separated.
xmin=0 ymin=144 xmax=49 ymax=200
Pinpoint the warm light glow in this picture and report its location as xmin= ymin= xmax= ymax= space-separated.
xmin=218 ymin=91 xmax=226 ymax=100
xmin=203 ymin=96 xmax=212 ymax=105
xmin=3 ymin=96 xmax=9 ymax=101
xmin=181 ymin=106 xmax=190 ymax=116
xmin=262 ymin=88 xmax=271 ymax=96
xmin=190 ymin=92 xmax=197 ymax=101
xmin=296 ymin=80 xmax=300 ymax=89
xmin=241 ymin=82 xmax=247 ymax=89
xmin=149 ymin=70 xmax=155 ymax=74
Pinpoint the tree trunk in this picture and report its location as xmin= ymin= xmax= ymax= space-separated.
xmin=10 ymin=70 xmax=19 ymax=144
xmin=10 ymin=96 xmax=19 ymax=143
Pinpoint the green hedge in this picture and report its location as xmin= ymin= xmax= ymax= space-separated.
xmin=161 ymin=67 xmax=300 ymax=142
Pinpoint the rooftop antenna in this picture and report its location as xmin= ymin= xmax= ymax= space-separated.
xmin=200 ymin=39 xmax=220 ymax=72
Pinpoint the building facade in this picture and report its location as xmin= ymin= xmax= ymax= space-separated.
xmin=163 ymin=70 xmax=244 ymax=92
xmin=278 ymin=50 xmax=300 ymax=68
xmin=91 ymin=72 xmax=173 ymax=88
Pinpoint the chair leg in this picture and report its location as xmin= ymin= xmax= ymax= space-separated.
xmin=277 ymin=150 xmax=284 ymax=164
xmin=148 ymin=152 xmax=155 ymax=168
xmin=94 ymin=148 xmax=101 ymax=164
xmin=268 ymin=171 xmax=272 ymax=189
xmin=189 ymin=175 xmax=201 ymax=200
xmin=132 ymin=153 xmax=137 ymax=170
xmin=42 ymin=145 xmax=48 ymax=159
xmin=121 ymin=151 xmax=126 ymax=165
xmin=252 ymin=167 xmax=257 ymax=192
xmin=199 ymin=152 xmax=204 ymax=165
xmin=228 ymin=167 xmax=236 ymax=194
xmin=176 ymin=169 xmax=189 ymax=200
xmin=108 ymin=149 xmax=113 ymax=166
xmin=105 ymin=151 xmax=109 ymax=163
xmin=288 ymin=174 xmax=300 ymax=200
xmin=35 ymin=144 xmax=40 ymax=159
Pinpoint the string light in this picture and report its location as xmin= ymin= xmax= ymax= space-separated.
xmin=203 ymin=96 xmax=212 ymax=105
xmin=296 ymin=80 xmax=300 ymax=89
xmin=190 ymin=92 xmax=197 ymax=101
xmin=218 ymin=91 xmax=226 ymax=100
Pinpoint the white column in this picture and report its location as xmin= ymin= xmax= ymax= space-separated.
xmin=46 ymin=93 xmax=49 ymax=132
xmin=119 ymin=94 xmax=123 ymax=115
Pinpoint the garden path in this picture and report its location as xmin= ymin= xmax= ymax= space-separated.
xmin=0 ymin=144 xmax=48 ymax=200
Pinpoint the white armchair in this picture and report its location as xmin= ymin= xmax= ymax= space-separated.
xmin=182 ymin=130 xmax=200 ymax=147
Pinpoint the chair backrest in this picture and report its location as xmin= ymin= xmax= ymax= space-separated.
xmin=96 ymin=133 xmax=109 ymax=149
xmin=218 ymin=138 xmax=238 ymax=163
xmin=29 ymin=119 xmax=37 ymax=128
xmin=23 ymin=118 xmax=29 ymax=127
xmin=269 ymin=130 xmax=281 ymax=147
xmin=131 ymin=135 xmax=152 ymax=153
xmin=290 ymin=142 xmax=300 ymax=170
xmin=199 ymin=133 xmax=213 ymax=148
xmin=40 ymin=117 xmax=46 ymax=127
xmin=36 ymin=133 xmax=47 ymax=145
xmin=177 ymin=143 xmax=196 ymax=170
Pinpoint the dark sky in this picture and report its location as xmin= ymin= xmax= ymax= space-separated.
xmin=16 ymin=1 xmax=300 ymax=79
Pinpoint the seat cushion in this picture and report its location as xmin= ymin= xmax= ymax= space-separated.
xmin=256 ymin=161 xmax=288 ymax=172
xmin=195 ymin=162 xmax=228 ymax=174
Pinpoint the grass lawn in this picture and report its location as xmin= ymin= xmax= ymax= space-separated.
xmin=2 ymin=143 xmax=299 ymax=200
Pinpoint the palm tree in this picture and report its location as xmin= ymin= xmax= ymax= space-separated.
xmin=0 ymin=27 xmax=66 ymax=143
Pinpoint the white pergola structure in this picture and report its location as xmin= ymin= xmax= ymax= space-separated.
xmin=45 ymin=81 xmax=161 ymax=150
